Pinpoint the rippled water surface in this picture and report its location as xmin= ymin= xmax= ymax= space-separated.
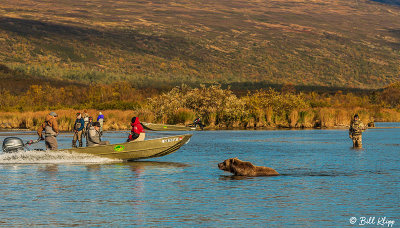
xmin=0 ymin=124 xmax=399 ymax=227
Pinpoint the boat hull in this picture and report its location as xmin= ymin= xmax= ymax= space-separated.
xmin=62 ymin=134 xmax=192 ymax=161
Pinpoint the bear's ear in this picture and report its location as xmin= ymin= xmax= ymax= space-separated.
xmin=231 ymin=158 xmax=236 ymax=165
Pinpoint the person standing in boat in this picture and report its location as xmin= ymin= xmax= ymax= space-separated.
xmin=86 ymin=116 xmax=93 ymax=130
xmin=82 ymin=110 xmax=90 ymax=136
xmin=85 ymin=116 xmax=94 ymax=147
xmin=37 ymin=112 xmax=59 ymax=150
xmin=97 ymin=112 xmax=104 ymax=134
xmin=127 ymin=117 xmax=145 ymax=142
xmin=349 ymin=114 xmax=367 ymax=148
xmin=87 ymin=122 xmax=109 ymax=146
xmin=72 ymin=112 xmax=85 ymax=148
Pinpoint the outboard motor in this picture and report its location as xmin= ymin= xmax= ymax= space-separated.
xmin=2 ymin=137 xmax=26 ymax=153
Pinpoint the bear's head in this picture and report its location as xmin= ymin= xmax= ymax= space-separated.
xmin=218 ymin=157 xmax=239 ymax=172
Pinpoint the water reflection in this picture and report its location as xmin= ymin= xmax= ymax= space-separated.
xmin=38 ymin=164 xmax=59 ymax=174
xmin=126 ymin=161 xmax=189 ymax=169
xmin=218 ymin=171 xmax=361 ymax=179
xmin=83 ymin=161 xmax=189 ymax=173
xmin=219 ymin=175 xmax=254 ymax=180
xmin=86 ymin=164 xmax=101 ymax=172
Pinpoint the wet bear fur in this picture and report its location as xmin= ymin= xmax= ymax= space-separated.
xmin=218 ymin=157 xmax=279 ymax=176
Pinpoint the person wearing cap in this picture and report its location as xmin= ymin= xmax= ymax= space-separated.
xmin=72 ymin=112 xmax=85 ymax=148
xmin=86 ymin=116 xmax=93 ymax=130
xmin=37 ymin=112 xmax=59 ymax=150
xmin=87 ymin=121 xmax=109 ymax=147
xmin=85 ymin=116 xmax=94 ymax=147
xmin=97 ymin=112 xmax=104 ymax=134
xmin=82 ymin=110 xmax=90 ymax=136
xmin=349 ymin=114 xmax=367 ymax=148
xmin=127 ymin=117 xmax=145 ymax=142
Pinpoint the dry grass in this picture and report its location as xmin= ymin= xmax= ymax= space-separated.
xmin=0 ymin=107 xmax=399 ymax=131
xmin=1 ymin=85 xmax=400 ymax=130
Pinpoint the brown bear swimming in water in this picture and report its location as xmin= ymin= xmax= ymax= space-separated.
xmin=218 ymin=157 xmax=279 ymax=176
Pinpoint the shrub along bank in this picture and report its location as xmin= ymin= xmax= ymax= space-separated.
xmin=1 ymin=83 xmax=400 ymax=131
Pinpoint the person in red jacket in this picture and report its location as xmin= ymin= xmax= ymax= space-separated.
xmin=127 ymin=117 xmax=145 ymax=142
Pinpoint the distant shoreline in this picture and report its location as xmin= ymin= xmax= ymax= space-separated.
xmin=1 ymin=122 xmax=399 ymax=134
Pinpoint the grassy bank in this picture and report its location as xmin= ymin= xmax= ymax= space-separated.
xmin=0 ymin=108 xmax=398 ymax=132
xmin=1 ymin=84 xmax=400 ymax=131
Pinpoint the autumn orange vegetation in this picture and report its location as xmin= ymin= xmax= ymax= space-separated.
xmin=0 ymin=83 xmax=399 ymax=131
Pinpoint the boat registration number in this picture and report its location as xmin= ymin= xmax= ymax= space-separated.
xmin=162 ymin=137 xmax=183 ymax=143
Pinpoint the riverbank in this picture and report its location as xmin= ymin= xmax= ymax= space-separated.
xmin=0 ymin=108 xmax=399 ymax=131
xmin=1 ymin=83 xmax=400 ymax=131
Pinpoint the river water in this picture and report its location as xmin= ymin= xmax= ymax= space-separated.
xmin=0 ymin=123 xmax=399 ymax=227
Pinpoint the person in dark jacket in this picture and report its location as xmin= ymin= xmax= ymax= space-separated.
xmin=127 ymin=117 xmax=145 ymax=142
xmin=72 ymin=112 xmax=85 ymax=148
xmin=87 ymin=122 xmax=109 ymax=147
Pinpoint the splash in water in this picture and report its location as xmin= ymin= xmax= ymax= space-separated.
xmin=0 ymin=150 xmax=121 ymax=164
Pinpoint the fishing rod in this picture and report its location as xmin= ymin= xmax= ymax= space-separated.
xmin=25 ymin=138 xmax=43 ymax=146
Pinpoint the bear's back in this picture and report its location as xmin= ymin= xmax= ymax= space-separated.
xmin=255 ymin=166 xmax=279 ymax=176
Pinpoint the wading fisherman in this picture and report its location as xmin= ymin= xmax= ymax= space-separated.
xmin=72 ymin=112 xmax=85 ymax=148
xmin=349 ymin=114 xmax=367 ymax=148
xmin=127 ymin=117 xmax=145 ymax=142
xmin=37 ymin=112 xmax=59 ymax=150
xmin=87 ymin=122 xmax=109 ymax=146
